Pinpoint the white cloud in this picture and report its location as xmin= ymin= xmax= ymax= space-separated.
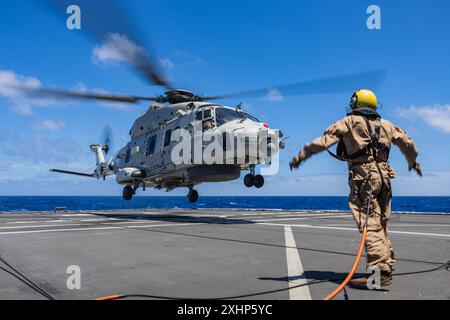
xmin=4 ymin=134 xmax=83 ymax=165
xmin=0 ymin=70 xmax=40 ymax=96
xmin=397 ymin=104 xmax=450 ymax=134
xmin=32 ymin=119 xmax=66 ymax=131
xmin=0 ymin=70 xmax=46 ymax=115
xmin=172 ymin=49 xmax=205 ymax=66
xmin=265 ymin=88 xmax=284 ymax=102
xmin=159 ymin=58 xmax=175 ymax=69
xmin=92 ymin=33 xmax=146 ymax=65
xmin=0 ymin=72 xmax=132 ymax=114
xmin=392 ymin=171 xmax=450 ymax=196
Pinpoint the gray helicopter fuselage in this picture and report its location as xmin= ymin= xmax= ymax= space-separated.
xmin=111 ymin=102 xmax=279 ymax=191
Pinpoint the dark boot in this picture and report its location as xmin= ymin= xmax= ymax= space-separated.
xmin=348 ymin=271 xmax=392 ymax=290
xmin=380 ymin=271 xmax=392 ymax=286
xmin=348 ymin=276 xmax=370 ymax=289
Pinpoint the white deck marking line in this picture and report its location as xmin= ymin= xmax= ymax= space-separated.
xmin=321 ymin=223 xmax=449 ymax=228
xmin=253 ymin=214 xmax=352 ymax=222
xmin=241 ymin=212 xmax=347 ymax=217
xmin=261 ymin=223 xmax=450 ymax=238
xmin=0 ymin=219 xmax=166 ymax=230
xmin=241 ymin=212 xmax=302 ymax=216
xmin=0 ymin=222 xmax=203 ymax=236
xmin=0 ymin=226 xmax=121 ymax=235
xmin=0 ymin=223 xmax=88 ymax=230
xmin=4 ymin=219 xmax=65 ymax=224
xmin=8 ymin=219 xmax=74 ymax=224
xmin=78 ymin=218 xmax=114 ymax=222
xmin=0 ymin=218 xmax=160 ymax=228
xmin=73 ymin=219 xmax=161 ymax=225
xmin=5 ymin=221 xmax=42 ymax=224
xmin=284 ymin=225 xmax=312 ymax=300
xmin=108 ymin=220 xmax=163 ymax=225
xmin=384 ymin=230 xmax=450 ymax=238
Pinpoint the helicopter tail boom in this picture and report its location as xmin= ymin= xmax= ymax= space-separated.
xmin=90 ymin=144 xmax=106 ymax=165
xmin=90 ymin=144 xmax=114 ymax=179
xmin=49 ymin=169 xmax=96 ymax=178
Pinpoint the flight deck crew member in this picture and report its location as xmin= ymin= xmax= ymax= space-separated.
xmin=289 ymin=89 xmax=422 ymax=289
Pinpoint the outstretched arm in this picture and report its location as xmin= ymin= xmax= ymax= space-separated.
xmin=391 ymin=126 xmax=422 ymax=176
xmin=290 ymin=118 xmax=349 ymax=169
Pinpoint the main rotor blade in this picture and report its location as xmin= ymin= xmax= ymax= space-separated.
xmin=45 ymin=0 xmax=171 ymax=89
xmin=16 ymin=85 xmax=158 ymax=104
xmin=204 ymin=70 xmax=386 ymax=101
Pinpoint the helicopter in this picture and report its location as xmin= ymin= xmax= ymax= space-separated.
xmin=6 ymin=0 xmax=386 ymax=203
xmin=49 ymin=88 xmax=285 ymax=203
xmin=48 ymin=88 xmax=284 ymax=203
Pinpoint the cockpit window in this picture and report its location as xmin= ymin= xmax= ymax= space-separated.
xmin=241 ymin=112 xmax=260 ymax=123
xmin=203 ymin=109 xmax=212 ymax=119
xmin=196 ymin=109 xmax=213 ymax=121
xmin=215 ymin=108 xmax=247 ymax=126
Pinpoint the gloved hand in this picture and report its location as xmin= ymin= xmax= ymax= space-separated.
xmin=409 ymin=162 xmax=423 ymax=177
xmin=289 ymin=157 xmax=300 ymax=171
xmin=289 ymin=151 xmax=307 ymax=171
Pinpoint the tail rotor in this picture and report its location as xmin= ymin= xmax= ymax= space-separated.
xmin=100 ymin=124 xmax=114 ymax=156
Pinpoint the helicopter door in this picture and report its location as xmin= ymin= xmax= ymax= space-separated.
xmin=195 ymin=108 xmax=215 ymax=156
xmin=161 ymin=123 xmax=175 ymax=170
xmin=143 ymin=129 xmax=163 ymax=175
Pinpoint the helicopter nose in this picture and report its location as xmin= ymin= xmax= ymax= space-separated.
xmin=220 ymin=126 xmax=280 ymax=164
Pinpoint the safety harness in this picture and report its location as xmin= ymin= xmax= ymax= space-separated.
xmin=326 ymin=108 xmax=388 ymax=163
xmin=327 ymin=108 xmax=392 ymax=217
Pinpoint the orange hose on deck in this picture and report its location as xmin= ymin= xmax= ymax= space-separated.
xmin=323 ymin=226 xmax=367 ymax=300
xmin=95 ymin=294 xmax=123 ymax=301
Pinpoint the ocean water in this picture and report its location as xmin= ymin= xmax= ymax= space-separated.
xmin=0 ymin=196 xmax=449 ymax=214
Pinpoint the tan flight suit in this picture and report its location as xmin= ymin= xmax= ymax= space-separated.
xmin=297 ymin=114 xmax=419 ymax=274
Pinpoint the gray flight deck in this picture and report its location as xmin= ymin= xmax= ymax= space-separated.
xmin=0 ymin=209 xmax=449 ymax=300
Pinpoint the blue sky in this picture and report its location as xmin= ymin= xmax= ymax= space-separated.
xmin=0 ymin=0 xmax=449 ymax=196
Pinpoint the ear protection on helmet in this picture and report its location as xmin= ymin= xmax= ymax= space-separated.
xmin=349 ymin=92 xmax=358 ymax=110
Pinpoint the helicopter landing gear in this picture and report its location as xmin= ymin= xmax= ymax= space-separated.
xmin=187 ymin=187 xmax=199 ymax=203
xmin=244 ymin=174 xmax=255 ymax=187
xmin=244 ymin=165 xmax=265 ymax=188
xmin=254 ymin=174 xmax=264 ymax=188
xmin=244 ymin=174 xmax=264 ymax=188
xmin=123 ymin=185 xmax=134 ymax=201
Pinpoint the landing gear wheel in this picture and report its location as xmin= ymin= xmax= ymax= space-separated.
xmin=244 ymin=174 xmax=255 ymax=187
xmin=123 ymin=185 xmax=133 ymax=201
xmin=254 ymin=175 xmax=264 ymax=188
xmin=188 ymin=189 xmax=199 ymax=203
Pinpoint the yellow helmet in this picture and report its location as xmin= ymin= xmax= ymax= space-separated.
xmin=349 ymin=89 xmax=378 ymax=110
